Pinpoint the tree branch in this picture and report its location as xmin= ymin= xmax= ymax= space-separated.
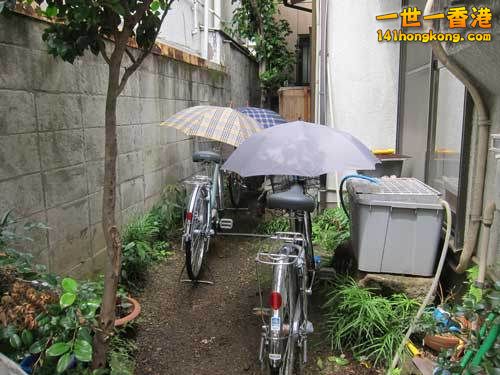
xmin=125 ymin=48 xmax=137 ymax=64
xmin=98 ymin=40 xmax=111 ymax=65
xmin=117 ymin=5 xmax=171 ymax=94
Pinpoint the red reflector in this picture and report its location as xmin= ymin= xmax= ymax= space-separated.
xmin=268 ymin=292 xmax=282 ymax=310
xmin=185 ymin=212 xmax=193 ymax=221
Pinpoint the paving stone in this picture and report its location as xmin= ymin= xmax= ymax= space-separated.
xmin=118 ymin=150 xmax=143 ymax=183
xmin=0 ymin=133 xmax=40 ymax=179
xmin=39 ymin=130 xmax=84 ymax=170
xmin=117 ymin=125 xmax=143 ymax=153
xmin=120 ymin=177 xmax=144 ymax=210
xmin=84 ymin=127 xmax=105 ymax=161
xmin=0 ymin=173 xmax=44 ymax=217
xmin=43 ymin=165 xmax=87 ymax=208
xmin=81 ymin=95 xmax=106 ymax=128
xmin=47 ymin=197 xmax=90 ymax=246
xmin=36 ymin=93 xmax=82 ymax=131
xmin=0 ymin=90 xmax=36 ymax=134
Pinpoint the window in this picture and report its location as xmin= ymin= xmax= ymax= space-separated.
xmin=427 ymin=62 xmax=471 ymax=246
xmin=398 ymin=48 xmax=471 ymax=247
xmin=296 ymin=35 xmax=311 ymax=86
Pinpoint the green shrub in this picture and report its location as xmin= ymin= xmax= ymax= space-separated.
xmin=312 ymin=207 xmax=350 ymax=252
xmin=464 ymin=265 xmax=483 ymax=302
xmin=120 ymin=184 xmax=184 ymax=289
xmin=149 ymin=184 xmax=186 ymax=241
xmin=121 ymin=213 xmax=169 ymax=289
xmin=108 ymin=334 xmax=137 ymax=375
xmin=323 ymin=277 xmax=418 ymax=367
xmin=257 ymin=214 xmax=290 ymax=234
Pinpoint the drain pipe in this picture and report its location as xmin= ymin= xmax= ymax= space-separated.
xmin=476 ymin=201 xmax=495 ymax=287
xmin=424 ymin=0 xmax=490 ymax=274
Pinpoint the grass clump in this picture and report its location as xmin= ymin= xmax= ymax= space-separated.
xmin=108 ymin=333 xmax=137 ymax=375
xmin=312 ymin=207 xmax=350 ymax=253
xmin=121 ymin=184 xmax=185 ymax=290
xmin=257 ymin=213 xmax=290 ymax=234
xmin=323 ymin=276 xmax=418 ymax=367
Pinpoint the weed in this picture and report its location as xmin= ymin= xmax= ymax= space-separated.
xmin=323 ymin=276 xmax=418 ymax=367
xmin=120 ymin=184 xmax=184 ymax=289
xmin=149 ymin=184 xmax=186 ymax=241
xmin=108 ymin=333 xmax=137 ymax=375
xmin=257 ymin=213 xmax=290 ymax=234
xmin=312 ymin=207 xmax=349 ymax=253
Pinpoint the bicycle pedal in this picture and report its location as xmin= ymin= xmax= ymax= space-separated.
xmin=219 ymin=218 xmax=233 ymax=230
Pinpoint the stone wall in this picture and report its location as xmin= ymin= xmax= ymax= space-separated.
xmin=0 ymin=12 xmax=259 ymax=276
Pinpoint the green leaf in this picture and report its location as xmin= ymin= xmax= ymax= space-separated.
xmin=29 ymin=339 xmax=46 ymax=354
xmin=44 ymin=4 xmax=58 ymax=17
xmin=9 ymin=334 xmax=22 ymax=349
xmin=77 ymin=327 xmax=92 ymax=344
xmin=1 ymin=325 xmax=16 ymax=339
xmin=74 ymin=339 xmax=92 ymax=362
xmin=150 ymin=0 xmax=160 ymax=11
xmin=21 ymin=330 xmax=33 ymax=346
xmin=60 ymin=292 xmax=76 ymax=308
xmin=61 ymin=277 xmax=78 ymax=293
xmin=57 ymin=352 xmax=72 ymax=373
xmin=316 ymin=357 xmax=324 ymax=370
xmin=46 ymin=342 xmax=70 ymax=357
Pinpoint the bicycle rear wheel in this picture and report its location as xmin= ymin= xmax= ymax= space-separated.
xmin=228 ymin=173 xmax=242 ymax=207
xmin=183 ymin=185 xmax=209 ymax=280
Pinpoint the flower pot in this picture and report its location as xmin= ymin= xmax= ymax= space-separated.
xmin=114 ymin=297 xmax=141 ymax=327
xmin=423 ymin=333 xmax=461 ymax=352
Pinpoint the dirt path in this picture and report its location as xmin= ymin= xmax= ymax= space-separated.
xmin=135 ymin=207 xmax=378 ymax=375
xmin=135 ymin=234 xmax=265 ymax=375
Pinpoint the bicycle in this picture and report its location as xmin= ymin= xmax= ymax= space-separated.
xmin=181 ymin=149 xmax=233 ymax=281
xmin=255 ymin=179 xmax=318 ymax=375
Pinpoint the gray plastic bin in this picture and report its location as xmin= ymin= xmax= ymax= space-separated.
xmin=346 ymin=178 xmax=443 ymax=276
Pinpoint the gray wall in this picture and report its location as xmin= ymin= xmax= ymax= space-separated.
xmin=0 ymin=12 xmax=259 ymax=276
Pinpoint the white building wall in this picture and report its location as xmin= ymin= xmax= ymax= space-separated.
xmin=323 ymin=0 xmax=401 ymax=203
xmin=326 ymin=0 xmax=400 ymax=150
xmin=157 ymin=0 xmax=225 ymax=64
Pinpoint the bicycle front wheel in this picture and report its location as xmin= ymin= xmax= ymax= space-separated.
xmin=183 ymin=185 xmax=209 ymax=280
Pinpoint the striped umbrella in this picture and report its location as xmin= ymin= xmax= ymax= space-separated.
xmin=160 ymin=106 xmax=262 ymax=146
xmin=237 ymin=107 xmax=286 ymax=128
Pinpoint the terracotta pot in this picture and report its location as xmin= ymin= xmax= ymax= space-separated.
xmin=114 ymin=297 xmax=141 ymax=327
xmin=423 ymin=333 xmax=460 ymax=352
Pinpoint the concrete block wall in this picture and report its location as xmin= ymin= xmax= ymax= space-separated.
xmin=0 ymin=13 xmax=259 ymax=276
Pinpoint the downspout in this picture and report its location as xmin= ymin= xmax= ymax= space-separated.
xmin=282 ymin=0 xmax=312 ymax=13
xmin=476 ymin=201 xmax=495 ymax=287
xmin=424 ymin=0 xmax=491 ymax=273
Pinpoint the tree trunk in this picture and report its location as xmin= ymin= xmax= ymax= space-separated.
xmin=92 ymin=48 xmax=125 ymax=369
xmin=259 ymin=60 xmax=267 ymax=108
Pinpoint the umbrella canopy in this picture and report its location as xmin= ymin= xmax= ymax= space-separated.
xmin=160 ymin=106 xmax=262 ymax=146
xmin=237 ymin=107 xmax=286 ymax=128
xmin=222 ymin=121 xmax=380 ymax=177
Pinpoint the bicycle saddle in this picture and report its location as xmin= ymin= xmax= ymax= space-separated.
xmin=192 ymin=150 xmax=221 ymax=163
xmin=266 ymin=183 xmax=315 ymax=212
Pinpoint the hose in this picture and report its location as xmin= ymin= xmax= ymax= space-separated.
xmin=467 ymin=317 xmax=499 ymax=374
xmin=460 ymin=312 xmax=497 ymax=371
xmin=339 ymin=174 xmax=379 ymax=218
xmin=388 ymin=199 xmax=452 ymax=373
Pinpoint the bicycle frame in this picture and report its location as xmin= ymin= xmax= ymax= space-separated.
xmin=183 ymin=161 xmax=223 ymax=243
xmin=256 ymin=230 xmax=312 ymax=374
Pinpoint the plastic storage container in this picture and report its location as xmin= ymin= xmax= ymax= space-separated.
xmin=346 ymin=177 xmax=443 ymax=276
